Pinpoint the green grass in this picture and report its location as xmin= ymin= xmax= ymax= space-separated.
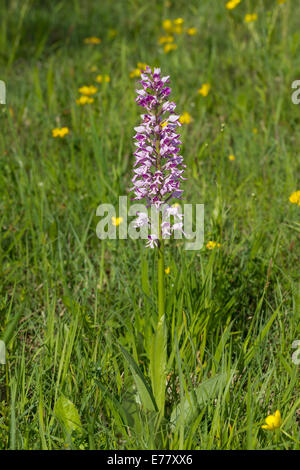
xmin=0 ymin=0 xmax=299 ymax=450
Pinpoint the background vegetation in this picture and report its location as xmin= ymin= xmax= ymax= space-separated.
xmin=0 ymin=0 xmax=299 ymax=450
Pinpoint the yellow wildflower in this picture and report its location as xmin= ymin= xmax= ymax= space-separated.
xmin=164 ymin=43 xmax=177 ymax=53
xmin=78 ymin=85 xmax=98 ymax=95
xmin=277 ymin=0 xmax=287 ymax=4
xmin=162 ymin=19 xmax=173 ymax=33
xmin=52 ymin=127 xmax=69 ymax=138
xmin=165 ymin=266 xmax=170 ymax=275
xmin=137 ymin=62 xmax=148 ymax=70
xmin=130 ymin=68 xmax=141 ymax=79
xmin=229 ymin=154 xmax=235 ymax=161
xmin=206 ymin=241 xmax=221 ymax=250
xmin=162 ymin=18 xmax=184 ymax=34
xmin=289 ymin=190 xmax=300 ymax=206
xmin=84 ymin=37 xmax=101 ymax=45
xmin=198 ymin=83 xmax=211 ymax=97
xmin=261 ymin=410 xmax=282 ymax=431
xmin=226 ymin=0 xmax=241 ymax=10
xmin=173 ymin=18 xmax=184 ymax=25
xmin=173 ymin=25 xmax=183 ymax=34
xmin=244 ymin=13 xmax=258 ymax=23
xmin=112 ymin=216 xmax=123 ymax=227
xmin=96 ymin=74 xmax=110 ymax=83
xmin=76 ymin=96 xmax=94 ymax=105
xmin=253 ymin=127 xmax=258 ymax=134
xmin=171 ymin=18 xmax=183 ymax=34
xmin=187 ymin=27 xmax=197 ymax=35
xmin=130 ymin=63 xmax=148 ymax=78
xmin=158 ymin=35 xmax=174 ymax=44
xmin=179 ymin=112 xmax=191 ymax=124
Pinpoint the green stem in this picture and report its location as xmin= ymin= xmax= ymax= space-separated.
xmin=281 ymin=429 xmax=300 ymax=445
xmin=157 ymin=212 xmax=165 ymax=320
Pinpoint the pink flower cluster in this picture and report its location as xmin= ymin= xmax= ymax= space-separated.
xmin=131 ymin=67 xmax=186 ymax=247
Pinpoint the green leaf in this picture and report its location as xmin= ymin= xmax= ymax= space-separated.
xmin=211 ymin=324 xmax=231 ymax=375
xmin=54 ymin=395 xmax=82 ymax=436
xmin=119 ymin=345 xmax=157 ymax=412
xmin=2 ymin=311 xmax=22 ymax=345
xmin=170 ymin=372 xmax=230 ymax=429
xmin=149 ymin=315 xmax=167 ymax=415
xmin=96 ymin=381 xmax=129 ymax=429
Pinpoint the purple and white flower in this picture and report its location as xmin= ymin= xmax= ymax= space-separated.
xmin=131 ymin=67 xmax=186 ymax=247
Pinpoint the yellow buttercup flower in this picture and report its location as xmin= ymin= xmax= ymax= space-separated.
xmin=130 ymin=68 xmax=141 ymax=79
xmin=130 ymin=63 xmax=148 ymax=78
xmin=164 ymin=43 xmax=177 ymax=53
xmin=112 ymin=216 xmax=123 ymax=227
xmin=78 ymin=85 xmax=98 ymax=96
xmin=277 ymin=0 xmax=287 ymax=4
xmin=261 ymin=410 xmax=282 ymax=431
xmin=96 ymin=74 xmax=110 ymax=83
xmin=179 ymin=112 xmax=191 ymax=124
xmin=174 ymin=18 xmax=184 ymax=25
xmin=76 ymin=96 xmax=94 ymax=105
xmin=244 ymin=13 xmax=258 ymax=23
xmin=137 ymin=62 xmax=148 ymax=70
xmin=186 ymin=27 xmax=197 ymax=36
xmin=173 ymin=25 xmax=183 ymax=34
xmin=289 ymin=190 xmax=300 ymax=206
xmin=162 ymin=19 xmax=173 ymax=33
xmin=253 ymin=127 xmax=258 ymax=134
xmin=229 ymin=154 xmax=235 ymax=161
xmin=84 ymin=37 xmax=101 ymax=44
xmin=172 ymin=18 xmax=184 ymax=34
xmin=198 ymin=83 xmax=211 ymax=97
xmin=226 ymin=0 xmax=241 ymax=10
xmin=206 ymin=241 xmax=221 ymax=250
xmin=165 ymin=266 xmax=170 ymax=274
xmin=162 ymin=18 xmax=184 ymax=35
xmin=52 ymin=127 xmax=69 ymax=138
xmin=158 ymin=35 xmax=174 ymax=44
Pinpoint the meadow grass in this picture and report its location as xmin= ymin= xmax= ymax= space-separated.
xmin=0 ymin=0 xmax=299 ymax=450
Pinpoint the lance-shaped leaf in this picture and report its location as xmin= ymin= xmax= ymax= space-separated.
xmin=149 ymin=315 xmax=167 ymax=415
xmin=120 ymin=345 xmax=157 ymax=412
